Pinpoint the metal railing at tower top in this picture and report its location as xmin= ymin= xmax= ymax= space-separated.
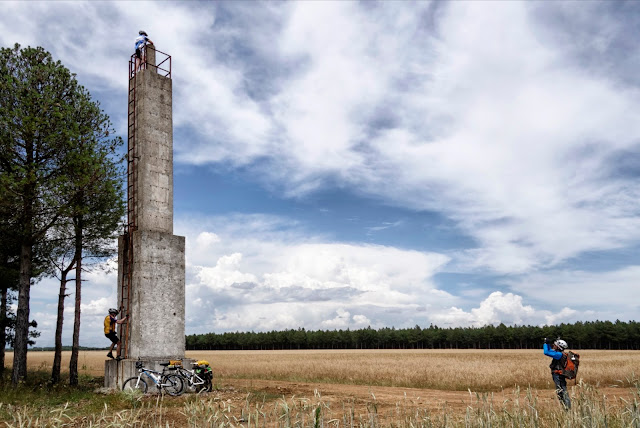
xmin=128 ymin=45 xmax=171 ymax=79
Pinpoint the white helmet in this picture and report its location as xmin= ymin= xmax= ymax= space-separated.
xmin=554 ymin=339 xmax=568 ymax=350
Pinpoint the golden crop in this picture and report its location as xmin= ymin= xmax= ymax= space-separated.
xmin=12 ymin=348 xmax=639 ymax=392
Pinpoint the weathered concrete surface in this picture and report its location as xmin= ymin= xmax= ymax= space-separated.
xmin=145 ymin=45 xmax=156 ymax=74
xmin=128 ymin=229 xmax=185 ymax=359
xmin=105 ymin=358 xmax=137 ymax=390
xmin=132 ymin=70 xmax=173 ymax=234
xmin=116 ymin=230 xmax=185 ymax=360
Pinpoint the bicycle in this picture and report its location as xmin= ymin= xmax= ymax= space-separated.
xmin=172 ymin=360 xmax=213 ymax=392
xmin=122 ymin=361 xmax=184 ymax=396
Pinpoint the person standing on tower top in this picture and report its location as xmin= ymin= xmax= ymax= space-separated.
xmin=135 ymin=30 xmax=154 ymax=72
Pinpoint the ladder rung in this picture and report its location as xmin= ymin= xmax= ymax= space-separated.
xmin=121 ymin=65 xmax=138 ymax=359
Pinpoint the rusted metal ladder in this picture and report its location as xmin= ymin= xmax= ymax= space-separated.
xmin=120 ymin=55 xmax=139 ymax=359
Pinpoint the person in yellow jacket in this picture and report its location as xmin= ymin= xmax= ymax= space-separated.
xmin=105 ymin=308 xmax=128 ymax=359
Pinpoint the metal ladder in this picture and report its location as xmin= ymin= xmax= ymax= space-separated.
xmin=120 ymin=56 xmax=139 ymax=359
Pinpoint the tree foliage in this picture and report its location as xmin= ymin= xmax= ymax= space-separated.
xmin=0 ymin=43 xmax=124 ymax=384
xmin=186 ymin=320 xmax=640 ymax=351
xmin=68 ymin=151 xmax=124 ymax=385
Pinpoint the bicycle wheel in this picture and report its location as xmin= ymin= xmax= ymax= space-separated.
xmin=200 ymin=377 xmax=212 ymax=392
xmin=123 ymin=376 xmax=148 ymax=393
xmin=161 ymin=374 xmax=184 ymax=396
xmin=177 ymin=370 xmax=192 ymax=391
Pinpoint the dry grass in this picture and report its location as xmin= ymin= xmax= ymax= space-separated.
xmin=2 ymin=349 xmax=640 ymax=427
xmin=7 ymin=349 xmax=639 ymax=392
xmin=1 ymin=380 xmax=639 ymax=427
xmin=187 ymin=349 xmax=639 ymax=391
xmin=4 ymin=350 xmax=106 ymax=377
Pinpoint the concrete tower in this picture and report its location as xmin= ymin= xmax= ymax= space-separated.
xmin=105 ymin=47 xmax=186 ymax=388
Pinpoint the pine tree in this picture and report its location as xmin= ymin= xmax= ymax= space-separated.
xmin=0 ymin=44 xmax=123 ymax=385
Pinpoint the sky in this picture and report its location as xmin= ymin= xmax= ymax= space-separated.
xmin=1 ymin=1 xmax=639 ymax=348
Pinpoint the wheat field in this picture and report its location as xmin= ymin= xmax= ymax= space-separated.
xmin=8 ymin=348 xmax=639 ymax=391
xmin=2 ymin=349 xmax=639 ymax=427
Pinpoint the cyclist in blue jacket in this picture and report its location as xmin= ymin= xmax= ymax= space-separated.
xmin=135 ymin=30 xmax=154 ymax=72
xmin=544 ymin=337 xmax=571 ymax=409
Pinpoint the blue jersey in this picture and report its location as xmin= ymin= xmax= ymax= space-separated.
xmin=543 ymin=343 xmax=563 ymax=360
xmin=135 ymin=35 xmax=148 ymax=50
xmin=544 ymin=343 xmax=565 ymax=371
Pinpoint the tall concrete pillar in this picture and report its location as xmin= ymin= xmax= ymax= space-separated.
xmin=105 ymin=48 xmax=186 ymax=389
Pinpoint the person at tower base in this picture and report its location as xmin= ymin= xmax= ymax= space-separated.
xmin=543 ymin=337 xmax=571 ymax=409
xmin=105 ymin=308 xmax=128 ymax=360
xmin=134 ymin=30 xmax=154 ymax=72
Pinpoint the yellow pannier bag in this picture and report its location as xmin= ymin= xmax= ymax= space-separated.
xmin=169 ymin=360 xmax=183 ymax=366
xmin=197 ymin=360 xmax=210 ymax=367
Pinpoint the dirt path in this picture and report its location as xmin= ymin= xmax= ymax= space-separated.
xmin=213 ymin=378 xmax=636 ymax=417
xmin=226 ymin=378 xmax=471 ymax=411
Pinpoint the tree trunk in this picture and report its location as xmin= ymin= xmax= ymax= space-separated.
xmin=12 ymin=240 xmax=32 ymax=385
xmin=51 ymin=258 xmax=75 ymax=384
xmin=12 ymin=142 xmax=36 ymax=386
xmin=69 ymin=217 xmax=83 ymax=386
xmin=0 ymin=286 xmax=7 ymax=375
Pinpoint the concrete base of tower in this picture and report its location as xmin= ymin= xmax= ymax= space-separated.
xmin=109 ymin=228 xmax=186 ymax=389
xmin=129 ymin=229 xmax=186 ymax=359
xmin=105 ymin=358 xmax=138 ymax=390
xmin=104 ymin=357 xmax=196 ymax=391
xmin=117 ymin=229 xmax=185 ymax=360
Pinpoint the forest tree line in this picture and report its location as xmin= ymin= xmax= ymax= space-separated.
xmin=186 ymin=320 xmax=640 ymax=351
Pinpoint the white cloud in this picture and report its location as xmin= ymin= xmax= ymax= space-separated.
xmin=195 ymin=231 xmax=221 ymax=248
xmin=352 ymin=314 xmax=371 ymax=327
xmin=26 ymin=212 xmax=639 ymax=347
xmin=197 ymin=253 xmax=258 ymax=292
xmin=5 ymin=2 xmax=638 ymax=274
xmin=545 ymin=307 xmax=579 ymax=326
xmin=357 ymin=3 xmax=640 ymax=273
xmin=429 ymin=306 xmax=475 ymax=327
xmin=81 ymin=297 xmax=112 ymax=316
xmin=321 ymin=309 xmax=352 ymax=330
xmin=165 ymin=1 xmax=640 ymax=275
xmin=178 ymin=214 xmax=452 ymax=333
xmin=431 ymin=291 xmax=574 ymax=327
xmin=507 ymin=266 xmax=640 ymax=317
xmin=471 ymin=292 xmax=535 ymax=326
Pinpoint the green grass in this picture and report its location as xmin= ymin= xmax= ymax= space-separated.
xmin=1 ymin=371 xmax=98 ymax=406
xmin=0 ymin=371 xmax=125 ymax=421
xmin=0 ymin=370 xmax=188 ymax=427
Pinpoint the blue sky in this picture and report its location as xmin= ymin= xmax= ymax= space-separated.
xmin=2 ymin=1 xmax=639 ymax=347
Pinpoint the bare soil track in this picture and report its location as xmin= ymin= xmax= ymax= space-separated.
xmin=228 ymin=378 xmax=471 ymax=410
xmin=212 ymin=377 xmax=636 ymax=417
